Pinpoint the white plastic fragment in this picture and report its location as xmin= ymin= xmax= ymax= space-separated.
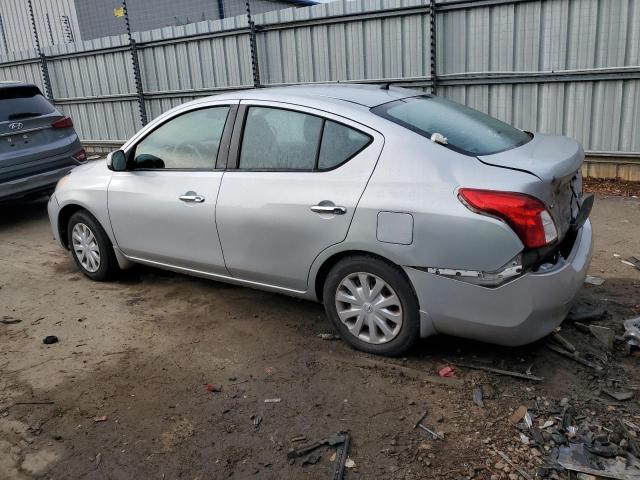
xmin=584 ymin=275 xmax=605 ymax=286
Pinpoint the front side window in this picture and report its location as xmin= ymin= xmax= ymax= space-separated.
xmin=132 ymin=106 xmax=229 ymax=169
xmin=372 ymin=96 xmax=531 ymax=156
xmin=238 ymin=107 xmax=372 ymax=170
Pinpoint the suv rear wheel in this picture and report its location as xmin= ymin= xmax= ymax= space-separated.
xmin=67 ymin=210 xmax=119 ymax=281
xmin=322 ymin=255 xmax=420 ymax=356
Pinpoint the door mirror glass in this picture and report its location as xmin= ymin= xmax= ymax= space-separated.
xmin=108 ymin=150 xmax=127 ymax=171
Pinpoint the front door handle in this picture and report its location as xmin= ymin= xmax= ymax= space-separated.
xmin=311 ymin=204 xmax=347 ymax=215
xmin=179 ymin=193 xmax=205 ymax=203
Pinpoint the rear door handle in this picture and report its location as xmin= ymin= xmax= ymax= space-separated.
xmin=311 ymin=205 xmax=347 ymax=215
xmin=179 ymin=193 xmax=205 ymax=203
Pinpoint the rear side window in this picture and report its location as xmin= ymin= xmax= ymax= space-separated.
xmin=0 ymin=86 xmax=55 ymax=122
xmin=318 ymin=121 xmax=371 ymax=170
xmin=238 ymin=107 xmax=371 ymax=170
xmin=372 ymin=96 xmax=531 ymax=156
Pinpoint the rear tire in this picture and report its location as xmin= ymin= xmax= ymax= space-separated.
xmin=322 ymin=255 xmax=420 ymax=356
xmin=67 ymin=210 xmax=119 ymax=281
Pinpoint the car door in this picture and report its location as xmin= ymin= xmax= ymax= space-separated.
xmin=215 ymin=101 xmax=383 ymax=291
xmin=108 ymin=102 xmax=237 ymax=275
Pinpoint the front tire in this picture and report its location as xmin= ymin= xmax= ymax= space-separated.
xmin=67 ymin=210 xmax=119 ymax=281
xmin=322 ymin=255 xmax=420 ymax=356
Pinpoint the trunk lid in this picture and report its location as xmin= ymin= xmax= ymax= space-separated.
xmin=477 ymin=133 xmax=583 ymax=182
xmin=478 ymin=133 xmax=585 ymax=241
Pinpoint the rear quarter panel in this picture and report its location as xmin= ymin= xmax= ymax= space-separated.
xmin=309 ymin=121 xmax=547 ymax=288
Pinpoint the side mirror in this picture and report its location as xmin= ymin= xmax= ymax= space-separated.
xmin=107 ymin=150 xmax=127 ymax=171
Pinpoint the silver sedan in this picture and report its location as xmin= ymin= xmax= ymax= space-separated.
xmin=48 ymin=85 xmax=593 ymax=356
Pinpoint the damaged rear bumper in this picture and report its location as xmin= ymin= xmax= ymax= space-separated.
xmin=404 ymin=219 xmax=593 ymax=346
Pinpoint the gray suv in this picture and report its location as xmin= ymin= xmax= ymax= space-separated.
xmin=0 ymin=81 xmax=86 ymax=201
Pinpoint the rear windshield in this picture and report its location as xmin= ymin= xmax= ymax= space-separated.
xmin=0 ymin=86 xmax=55 ymax=122
xmin=372 ymin=95 xmax=531 ymax=156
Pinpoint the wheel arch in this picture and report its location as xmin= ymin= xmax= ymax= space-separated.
xmin=313 ymin=249 xmax=414 ymax=302
xmin=58 ymin=203 xmax=87 ymax=249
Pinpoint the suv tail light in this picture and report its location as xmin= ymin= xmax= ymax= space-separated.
xmin=458 ymin=188 xmax=558 ymax=249
xmin=72 ymin=149 xmax=87 ymax=162
xmin=51 ymin=116 xmax=73 ymax=128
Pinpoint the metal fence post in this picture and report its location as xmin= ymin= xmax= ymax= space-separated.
xmin=27 ymin=0 xmax=53 ymax=100
xmin=429 ymin=0 xmax=437 ymax=94
xmin=246 ymin=1 xmax=261 ymax=88
xmin=122 ymin=0 xmax=148 ymax=126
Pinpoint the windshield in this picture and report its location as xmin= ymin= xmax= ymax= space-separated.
xmin=0 ymin=86 xmax=55 ymax=122
xmin=372 ymin=95 xmax=531 ymax=156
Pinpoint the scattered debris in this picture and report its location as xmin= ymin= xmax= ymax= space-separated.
xmin=494 ymin=449 xmax=534 ymax=480
xmin=453 ymin=362 xmax=543 ymax=381
xmin=287 ymin=432 xmax=347 ymax=459
xmin=264 ymin=398 xmax=281 ymax=403
xmin=622 ymin=256 xmax=640 ymax=271
xmin=290 ymin=435 xmax=306 ymax=443
xmin=302 ymin=451 xmax=321 ymax=465
xmin=552 ymin=331 xmax=577 ymax=352
xmin=355 ymin=357 xmax=463 ymax=387
xmin=95 ymin=452 xmax=102 ymax=466
xmin=0 ymin=318 xmax=21 ymax=325
xmin=43 ymin=335 xmax=59 ymax=345
xmin=509 ymin=405 xmax=528 ymax=425
xmin=623 ymin=317 xmax=640 ymax=350
xmin=317 ymin=333 xmax=340 ymax=340
xmin=584 ymin=275 xmax=605 ymax=286
xmin=558 ymin=443 xmax=640 ymax=479
xmin=333 ymin=432 xmax=352 ymax=479
xmin=205 ymin=384 xmax=222 ymax=393
xmin=546 ymin=343 xmax=603 ymax=371
xmin=588 ymin=325 xmax=615 ymax=350
xmin=472 ymin=386 xmax=484 ymax=407
xmin=438 ymin=366 xmax=455 ymax=378
xmin=568 ymin=304 xmax=608 ymax=322
xmin=413 ymin=411 xmax=445 ymax=440
xmin=93 ymin=415 xmax=108 ymax=423
xmin=603 ymin=390 xmax=634 ymax=401
xmin=251 ymin=414 xmax=262 ymax=426
xmin=540 ymin=420 xmax=554 ymax=429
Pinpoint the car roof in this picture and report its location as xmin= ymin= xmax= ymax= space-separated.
xmin=210 ymin=83 xmax=421 ymax=108
xmin=0 ymin=80 xmax=40 ymax=90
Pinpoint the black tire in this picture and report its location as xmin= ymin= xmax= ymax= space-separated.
xmin=322 ymin=255 xmax=420 ymax=356
xmin=67 ymin=210 xmax=119 ymax=281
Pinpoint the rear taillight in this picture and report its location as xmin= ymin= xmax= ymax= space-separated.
xmin=72 ymin=149 xmax=87 ymax=162
xmin=51 ymin=116 xmax=73 ymax=128
xmin=458 ymin=188 xmax=558 ymax=249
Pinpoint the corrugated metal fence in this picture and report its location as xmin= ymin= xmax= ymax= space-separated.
xmin=0 ymin=0 xmax=639 ymax=177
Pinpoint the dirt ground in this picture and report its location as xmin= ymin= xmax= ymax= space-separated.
xmin=1 ymin=193 xmax=639 ymax=480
